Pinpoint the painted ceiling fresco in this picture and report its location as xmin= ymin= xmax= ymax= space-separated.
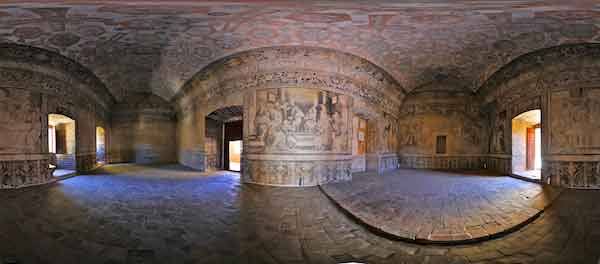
xmin=0 ymin=0 xmax=598 ymax=101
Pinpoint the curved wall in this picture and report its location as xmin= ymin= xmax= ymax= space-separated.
xmin=0 ymin=43 xmax=114 ymax=188
xmin=478 ymin=43 xmax=600 ymax=189
xmin=175 ymin=46 xmax=405 ymax=186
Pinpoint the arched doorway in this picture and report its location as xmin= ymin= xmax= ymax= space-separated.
xmin=205 ymin=106 xmax=244 ymax=172
xmin=48 ymin=114 xmax=76 ymax=177
xmin=512 ymin=109 xmax=541 ymax=180
xmin=96 ymin=126 xmax=106 ymax=164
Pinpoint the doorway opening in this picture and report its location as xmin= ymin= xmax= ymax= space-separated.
xmin=228 ymin=140 xmax=242 ymax=171
xmin=48 ymin=114 xmax=76 ymax=177
xmin=96 ymin=126 xmax=106 ymax=164
xmin=205 ymin=106 xmax=243 ymax=172
xmin=512 ymin=109 xmax=541 ymax=180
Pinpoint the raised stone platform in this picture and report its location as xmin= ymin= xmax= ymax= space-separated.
xmin=320 ymin=169 xmax=562 ymax=244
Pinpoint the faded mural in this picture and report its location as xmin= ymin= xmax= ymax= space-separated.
xmin=550 ymin=89 xmax=600 ymax=154
xmin=491 ymin=111 xmax=507 ymax=154
xmin=0 ymin=88 xmax=41 ymax=154
xmin=382 ymin=115 xmax=400 ymax=154
xmin=399 ymin=117 xmax=424 ymax=149
xmin=246 ymin=88 xmax=350 ymax=154
xmin=242 ymin=87 xmax=354 ymax=186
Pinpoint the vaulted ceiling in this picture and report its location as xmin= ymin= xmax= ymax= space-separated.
xmin=0 ymin=0 xmax=598 ymax=101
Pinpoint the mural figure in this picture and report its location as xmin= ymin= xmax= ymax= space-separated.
xmin=401 ymin=118 xmax=423 ymax=147
xmin=492 ymin=111 xmax=506 ymax=153
xmin=304 ymin=106 xmax=317 ymax=132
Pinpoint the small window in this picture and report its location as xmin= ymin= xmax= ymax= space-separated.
xmin=436 ymin=135 xmax=447 ymax=154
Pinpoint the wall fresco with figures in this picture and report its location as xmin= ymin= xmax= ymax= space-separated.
xmin=246 ymin=88 xmax=350 ymax=154
xmin=490 ymin=110 xmax=507 ymax=154
xmin=549 ymin=89 xmax=600 ymax=155
xmin=243 ymin=87 xmax=353 ymax=186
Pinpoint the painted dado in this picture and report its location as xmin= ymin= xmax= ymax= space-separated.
xmin=175 ymin=46 xmax=405 ymax=186
xmin=479 ymin=44 xmax=600 ymax=189
xmin=0 ymin=43 xmax=114 ymax=188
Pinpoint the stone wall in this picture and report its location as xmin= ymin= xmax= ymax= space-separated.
xmin=175 ymin=46 xmax=405 ymax=186
xmin=110 ymin=93 xmax=176 ymax=165
xmin=0 ymin=44 xmax=113 ymax=188
xmin=479 ymin=44 xmax=600 ymax=188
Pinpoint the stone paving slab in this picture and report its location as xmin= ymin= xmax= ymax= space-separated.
xmin=320 ymin=169 xmax=562 ymax=244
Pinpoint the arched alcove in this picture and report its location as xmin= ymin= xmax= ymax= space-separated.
xmin=0 ymin=43 xmax=114 ymax=188
xmin=175 ymin=46 xmax=406 ymax=186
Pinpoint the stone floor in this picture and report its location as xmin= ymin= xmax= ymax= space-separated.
xmin=321 ymin=169 xmax=561 ymax=243
xmin=0 ymin=164 xmax=599 ymax=264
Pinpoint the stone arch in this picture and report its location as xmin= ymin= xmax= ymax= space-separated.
xmin=476 ymin=43 xmax=600 ymax=188
xmin=175 ymin=46 xmax=406 ymax=186
xmin=0 ymin=43 xmax=114 ymax=188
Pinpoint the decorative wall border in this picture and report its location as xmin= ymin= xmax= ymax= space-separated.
xmin=399 ymin=154 xmax=486 ymax=170
xmin=243 ymin=157 xmax=352 ymax=187
xmin=0 ymin=154 xmax=53 ymax=189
